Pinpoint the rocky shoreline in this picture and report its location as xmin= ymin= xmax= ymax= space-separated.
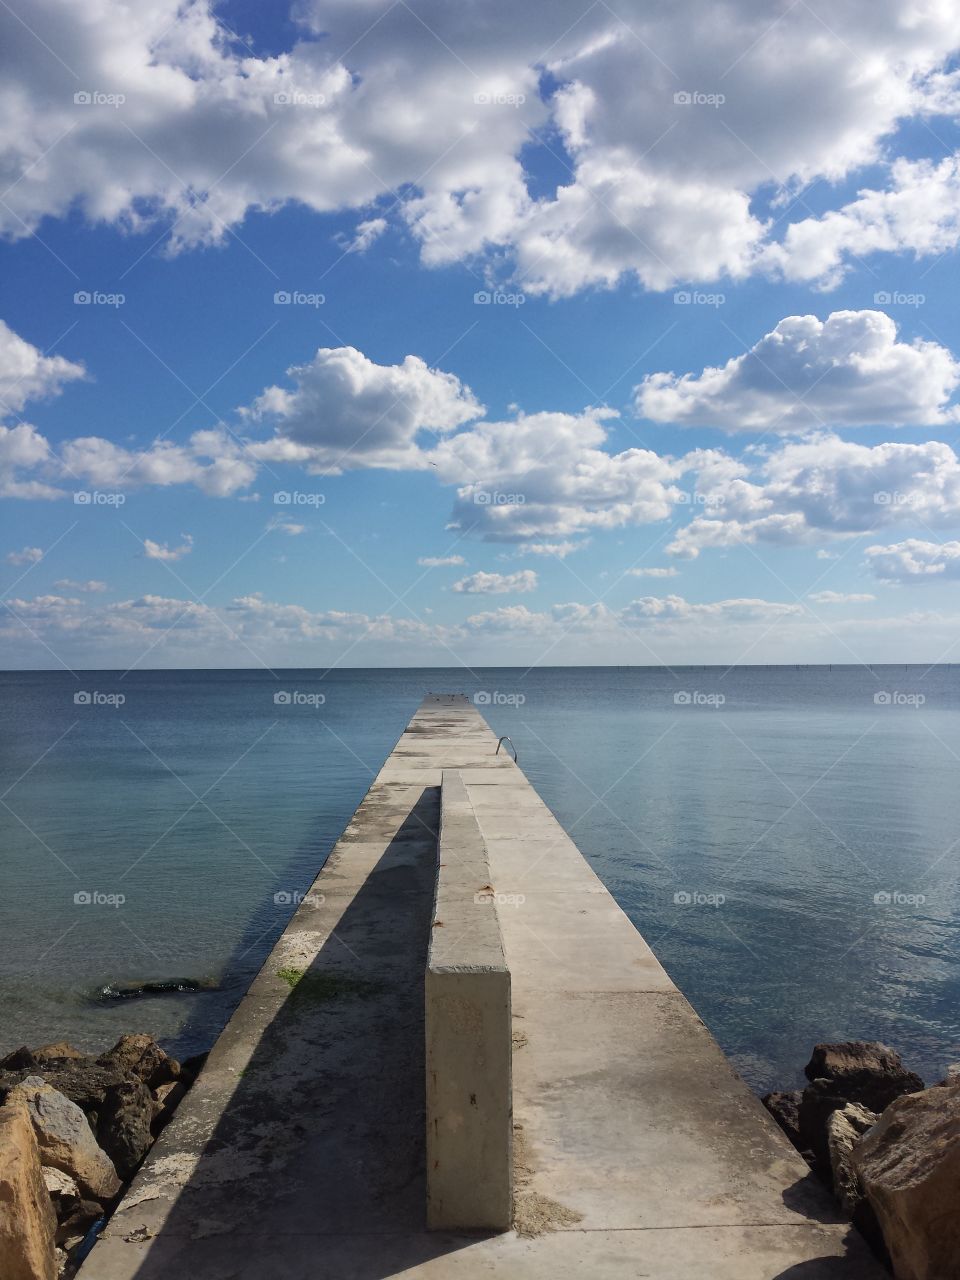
xmin=0 ymin=1034 xmax=205 ymax=1279
xmin=762 ymin=1040 xmax=960 ymax=1278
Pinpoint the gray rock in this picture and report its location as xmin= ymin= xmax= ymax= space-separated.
xmin=8 ymin=1078 xmax=120 ymax=1201
xmin=804 ymin=1041 xmax=924 ymax=1112
xmin=826 ymin=1101 xmax=876 ymax=1216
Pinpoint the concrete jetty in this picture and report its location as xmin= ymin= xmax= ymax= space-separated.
xmin=78 ymin=694 xmax=882 ymax=1279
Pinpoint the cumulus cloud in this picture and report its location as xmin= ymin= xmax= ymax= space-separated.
xmin=636 ymin=312 xmax=960 ymax=432
xmin=0 ymin=320 xmax=85 ymax=414
xmin=143 ymin=534 xmax=194 ymax=562
xmin=865 ymin=540 xmax=960 ymax=581
xmin=452 ymin=569 xmax=537 ymax=594
xmin=1 ymin=1 xmax=958 ymax=294
xmin=808 ymin=591 xmax=875 ymax=604
xmin=667 ymin=435 xmax=960 ymax=559
xmin=246 ymin=346 xmax=483 ymax=472
xmin=5 ymin=546 xmax=43 ymax=566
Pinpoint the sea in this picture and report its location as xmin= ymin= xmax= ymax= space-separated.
xmin=2 ymin=665 xmax=958 ymax=1093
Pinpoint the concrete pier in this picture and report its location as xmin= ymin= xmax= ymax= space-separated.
xmin=78 ymin=694 xmax=883 ymax=1279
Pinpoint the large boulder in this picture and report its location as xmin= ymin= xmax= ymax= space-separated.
xmin=761 ymin=1090 xmax=804 ymax=1151
xmin=8 ymin=1078 xmax=120 ymax=1201
xmin=0 ymin=1097 xmax=57 ymax=1280
xmin=799 ymin=1078 xmax=851 ymax=1175
xmin=853 ymin=1078 xmax=960 ymax=1280
xmin=827 ymin=1102 xmax=877 ymax=1216
xmin=96 ymin=1078 xmax=155 ymax=1179
xmin=33 ymin=1044 xmax=85 ymax=1064
xmin=98 ymin=1034 xmax=179 ymax=1091
xmin=805 ymin=1041 xmax=924 ymax=1112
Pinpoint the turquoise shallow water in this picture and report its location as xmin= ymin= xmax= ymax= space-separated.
xmin=2 ymin=666 xmax=959 ymax=1091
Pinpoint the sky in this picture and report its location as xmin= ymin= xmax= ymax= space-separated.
xmin=3 ymin=0 xmax=960 ymax=669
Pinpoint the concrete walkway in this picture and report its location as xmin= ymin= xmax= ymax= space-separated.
xmin=79 ymin=695 xmax=882 ymax=1279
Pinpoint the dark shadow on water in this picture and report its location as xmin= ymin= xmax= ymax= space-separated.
xmin=116 ymin=785 xmax=485 ymax=1280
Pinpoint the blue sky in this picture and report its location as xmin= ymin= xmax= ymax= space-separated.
xmin=4 ymin=0 xmax=960 ymax=668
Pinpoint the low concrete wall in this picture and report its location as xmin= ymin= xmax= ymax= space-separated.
xmin=425 ymin=769 xmax=512 ymax=1231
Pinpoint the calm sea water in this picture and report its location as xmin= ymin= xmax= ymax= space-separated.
xmin=2 ymin=666 xmax=959 ymax=1092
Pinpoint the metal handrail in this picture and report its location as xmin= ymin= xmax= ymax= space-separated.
xmin=495 ymin=736 xmax=518 ymax=762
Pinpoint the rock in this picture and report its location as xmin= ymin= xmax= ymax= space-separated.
xmin=33 ymin=1045 xmax=85 ymax=1064
xmin=0 ymin=1096 xmax=57 ymax=1280
xmin=179 ymin=1051 xmax=208 ymax=1084
xmin=151 ymin=1081 xmax=186 ymax=1134
xmin=98 ymin=1034 xmax=178 ymax=1090
xmin=9 ymin=1078 xmax=120 ymax=1201
xmin=938 ymin=1062 xmax=960 ymax=1086
xmin=41 ymin=1166 xmax=80 ymax=1209
xmin=799 ymin=1078 xmax=850 ymax=1175
xmin=0 ymin=1047 xmax=38 ymax=1072
xmin=54 ymin=1200 xmax=103 ymax=1247
xmin=804 ymin=1041 xmax=924 ymax=1112
xmin=853 ymin=1079 xmax=960 ymax=1280
xmin=761 ymin=1090 xmax=803 ymax=1150
xmin=827 ymin=1102 xmax=877 ymax=1216
xmin=96 ymin=1079 xmax=154 ymax=1179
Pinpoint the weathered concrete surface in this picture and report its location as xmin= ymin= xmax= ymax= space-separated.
xmin=425 ymin=770 xmax=512 ymax=1231
xmin=78 ymin=694 xmax=882 ymax=1279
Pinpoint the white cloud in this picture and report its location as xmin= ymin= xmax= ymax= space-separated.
xmin=269 ymin=520 xmax=305 ymax=536
xmin=0 ymin=2 xmax=958 ymax=295
xmin=636 ymin=312 xmax=960 ymax=432
xmin=246 ymin=346 xmax=483 ymax=472
xmin=0 ymin=320 xmax=85 ymax=415
xmin=60 ymin=430 xmax=258 ymax=497
xmin=517 ymin=541 xmax=580 ymax=558
xmin=865 ymin=540 xmax=960 ymax=581
xmin=452 ymin=569 xmax=537 ymax=594
xmin=144 ymin=534 xmax=194 ymax=562
xmin=667 ymin=435 xmax=960 ymax=559
xmin=418 ymin=555 xmax=466 ymax=567
xmin=5 ymin=546 xmax=43 ymax=566
xmin=808 ymin=591 xmax=875 ymax=604
xmin=627 ymin=566 xmax=678 ymax=578
xmin=53 ymin=579 xmax=107 ymax=592
xmin=344 ymin=217 xmax=387 ymax=254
